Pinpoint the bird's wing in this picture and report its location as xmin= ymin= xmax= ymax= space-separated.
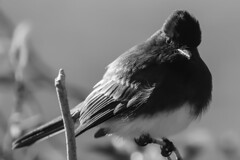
xmin=75 ymin=77 xmax=155 ymax=136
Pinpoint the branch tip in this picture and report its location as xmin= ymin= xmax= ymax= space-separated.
xmin=55 ymin=69 xmax=66 ymax=87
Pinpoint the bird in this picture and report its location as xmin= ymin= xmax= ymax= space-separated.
xmin=12 ymin=10 xmax=212 ymax=152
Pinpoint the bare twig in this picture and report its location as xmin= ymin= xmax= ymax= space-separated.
xmin=55 ymin=69 xmax=77 ymax=160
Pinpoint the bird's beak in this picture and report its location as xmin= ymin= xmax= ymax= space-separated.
xmin=177 ymin=48 xmax=191 ymax=59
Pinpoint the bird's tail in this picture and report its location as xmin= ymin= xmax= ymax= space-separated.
xmin=12 ymin=106 xmax=81 ymax=149
xmin=12 ymin=116 xmax=64 ymax=149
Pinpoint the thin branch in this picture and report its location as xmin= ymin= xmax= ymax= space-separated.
xmin=172 ymin=147 xmax=183 ymax=160
xmin=55 ymin=69 xmax=77 ymax=160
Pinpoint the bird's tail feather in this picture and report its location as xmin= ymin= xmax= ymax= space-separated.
xmin=12 ymin=116 xmax=64 ymax=149
xmin=12 ymin=103 xmax=82 ymax=149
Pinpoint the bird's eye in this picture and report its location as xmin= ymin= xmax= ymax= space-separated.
xmin=166 ymin=37 xmax=172 ymax=44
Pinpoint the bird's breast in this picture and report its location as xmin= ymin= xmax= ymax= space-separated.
xmin=101 ymin=103 xmax=194 ymax=139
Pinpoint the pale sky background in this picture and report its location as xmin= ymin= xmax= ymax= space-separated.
xmin=0 ymin=0 xmax=240 ymax=159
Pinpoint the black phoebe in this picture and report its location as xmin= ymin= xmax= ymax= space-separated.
xmin=12 ymin=10 xmax=212 ymax=149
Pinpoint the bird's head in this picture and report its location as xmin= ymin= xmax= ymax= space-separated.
xmin=159 ymin=10 xmax=201 ymax=59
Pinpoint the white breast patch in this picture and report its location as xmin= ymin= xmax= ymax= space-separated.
xmin=101 ymin=103 xmax=194 ymax=139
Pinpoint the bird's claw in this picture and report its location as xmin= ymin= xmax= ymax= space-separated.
xmin=134 ymin=135 xmax=182 ymax=160
xmin=160 ymin=137 xmax=175 ymax=157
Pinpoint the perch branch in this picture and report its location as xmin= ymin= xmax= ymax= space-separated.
xmin=55 ymin=69 xmax=77 ymax=160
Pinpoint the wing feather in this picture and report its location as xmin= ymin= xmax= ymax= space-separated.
xmin=75 ymin=106 xmax=114 ymax=137
xmin=80 ymin=80 xmax=132 ymax=120
xmin=75 ymin=77 xmax=154 ymax=136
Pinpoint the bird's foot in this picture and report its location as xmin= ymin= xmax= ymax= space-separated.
xmin=134 ymin=134 xmax=153 ymax=146
xmin=134 ymin=135 xmax=183 ymax=160
xmin=153 ymin=137 xmax=183 ymax=160
xmin=159 ymin=137 xmax=175 ymax=157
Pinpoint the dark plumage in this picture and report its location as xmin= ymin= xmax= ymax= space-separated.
xmin=12 ymin=10 xmax=212 ymax=149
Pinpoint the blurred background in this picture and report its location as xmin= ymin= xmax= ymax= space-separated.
xmin=0 ymin=0 xmax=240 ymax=160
